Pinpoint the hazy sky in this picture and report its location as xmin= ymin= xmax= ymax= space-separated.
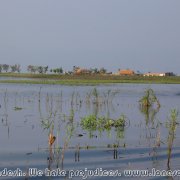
xmin=0 ymin=0 xmax=180 ymax=74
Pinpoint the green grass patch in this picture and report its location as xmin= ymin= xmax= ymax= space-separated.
xmin=0 ymin=73 xmax=180 ymax=85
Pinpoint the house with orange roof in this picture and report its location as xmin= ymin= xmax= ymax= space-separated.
xmin=118 ymin=69 xmax=135 ymax=76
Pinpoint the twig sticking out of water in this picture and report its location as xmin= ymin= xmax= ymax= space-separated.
xmin=113 ymin=144 xmax=118 ymax=159
xmin=75 ymin=144 xmax=80 ymax=162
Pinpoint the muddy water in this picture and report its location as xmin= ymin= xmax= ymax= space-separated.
xmin=0 ymin=83 xmax=180 ymax=179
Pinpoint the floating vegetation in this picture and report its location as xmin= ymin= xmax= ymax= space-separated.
xmin=14 ymin=106 xmax=23 ymax=111
xmin=80 ymin=114 xmax=127 ymax=137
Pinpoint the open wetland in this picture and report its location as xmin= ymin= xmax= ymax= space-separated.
xmin=0 ymin=83 xmax=180 ymax=179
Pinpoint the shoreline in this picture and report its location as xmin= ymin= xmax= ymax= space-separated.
xmin=0 ymin=73 xmax=180 ymax=85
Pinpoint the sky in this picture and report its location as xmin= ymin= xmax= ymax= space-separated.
xmin=0 ymin=0 xmax=180 ymax=74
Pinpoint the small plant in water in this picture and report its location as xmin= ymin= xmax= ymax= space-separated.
xmin=139 ymin=88 xmax=160 ymax=108
xmin=139 ymin=88 xmax=160 ymax=125
xmin=14 ymin=106 xmax=23 ymax=111
xmin=166 ymin=109 xmax=179 ymax=170
xmin=80 ymin=114 xmax=126 ymax=137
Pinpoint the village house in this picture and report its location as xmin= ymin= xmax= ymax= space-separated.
xmin=74 ymin=67 xmax=91 ymax=75
xmin=118 ymin=69 xmax=135 ymax=76
xmin=143 ymin=72 xmax=175 ymax=77
xmin=143 ymin=72 xmax=165 ymax=77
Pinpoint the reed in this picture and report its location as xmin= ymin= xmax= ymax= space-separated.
xmin=166 ymin=109 xmax=179 ymax=170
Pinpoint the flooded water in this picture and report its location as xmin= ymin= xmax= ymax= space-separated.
xmin=0 ymin=83 xmax=180 ymax=179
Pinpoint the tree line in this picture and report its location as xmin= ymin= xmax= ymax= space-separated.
xmin=0 ymin=64 xmax=63 ymax=74
xmin=0 ymin=64 xmax=21 ymax=73
xmin=0 ymin=64 xmax=110 ymax=75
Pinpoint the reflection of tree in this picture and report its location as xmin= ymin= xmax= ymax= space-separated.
xmin=115 ymin=126 xmax=125 ymax=139
xmin=139 ymin=89 xmax=161 ymax=164
xmin=140 ymin=105 xmax=161 ymax=159
xmin=1 ymin=89 xmax=10 ymax=138
xmin=139 ymin=106 xmax=160 ymax=126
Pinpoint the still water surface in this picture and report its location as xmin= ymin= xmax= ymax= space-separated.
xmin=0 ymin=83 xmax=180 ymax=179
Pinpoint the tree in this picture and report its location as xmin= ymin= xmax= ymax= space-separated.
xmin=2 ymin=64 xmax=9 ymax=72
xmin=27 ymin=65 xmax=48 ymax=74
xmin=37 ymin=66 xmax=43 ymax=74
xmin=10 ymin=64 xmax=21 ymax=73
xmin=43 ymin=66 xmax=48 ymax=74
xmin=57 ymin=67 xmax=63 ymax=74
xmin=16 ymin=64 xmax=21 ymax=73
xmin=0 ymin=65 xmax=2 ymax=73
xmin=99 ymin=67 xmax=107 ymax=74
xmin=27 ymin=65 xmax=37 ymax=73
xmin=51 ymin=67 xmax=63 ymax=74
xmin=11 ymin=65 xmax=16 ymax=72
xmin=91 ymin=68 xmax=99 ymax=74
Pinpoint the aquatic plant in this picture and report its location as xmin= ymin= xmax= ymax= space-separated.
xmin=139 ymin=88 xmax=160 ymax=108
xmin=166 ymin=109 xmax=179 ymax=169
xmin=92 ymin=88 xmax=99 ymax=104
xmin=14 ymin=106 xmax=23 ymax=111
xmin=80 ymin=114 xmax=126 ymax=137
xmin=81 ymin=115 xmax=98 ymax=131
xmin=139 ymin=88 xmax=160 ymax=125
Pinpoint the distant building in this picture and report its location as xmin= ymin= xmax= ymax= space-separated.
xmin=118 ymin=69 xmax=135 ymax=76
xmin=143 ymin=72 xmax=165 ymax=77
xmin=144 ymin=72 xmax=175 ymax=77
xmin=74 ymin=68 xmax=91 ymax=75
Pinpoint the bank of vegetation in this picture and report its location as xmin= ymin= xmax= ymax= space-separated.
xmin=0 ymin=64 xmax=179 ymax=85
xmin=0 ymin=73 xmax=180 ymax=85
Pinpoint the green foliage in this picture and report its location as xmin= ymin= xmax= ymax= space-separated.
xmin=14 ymin=106 xmax=23 ymax=111
xmin=114 ymin=114 xmax=126 ymax=127
xmin=41 ymin=119 xmax=53 ymax=130
xmin=166 ymin=109 xmax=178 ymax=133
xmin=81 ymin=115 xmax=98 ymax=131
xmin=10 ymin=64 xmax=21 ymax=73
xmin=27 ymin=65 xmax=48 ymax=74
xmin=139 ymin=88 xmax=160 ymax=107
xmin=2 ymin=64 xmax=9 ymax=72
xmin=166 ymin=109 xmax=179 ymax=169
xmin=0 ymin=73 xmax=180 ymax=85
xmin=139 ymin=89 xmax=160 ymax=125
xmin=80 ymin=114 xmax=126 ymax=133
xmin=51 ymin=67 xmax=63 ymax=74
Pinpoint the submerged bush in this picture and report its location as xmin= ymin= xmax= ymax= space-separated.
xmin=80 ymin=114 xmax=126 ymax=132
xmin=139 ymin=88 xmax=160 ymax=108
xmin=80 ymin=115 xmax=98 ymax=131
